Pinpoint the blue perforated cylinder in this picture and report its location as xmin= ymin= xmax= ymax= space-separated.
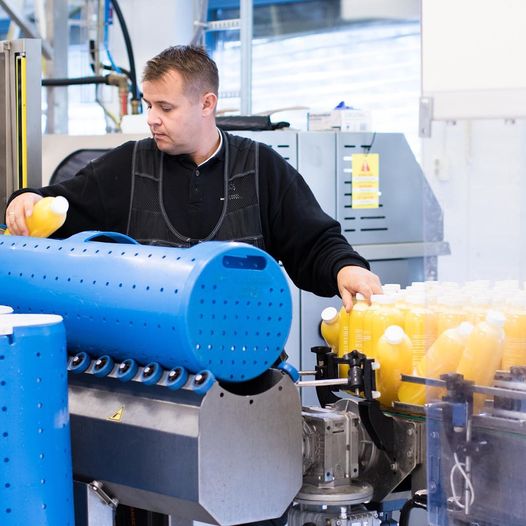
xmin=0 ymin=232 xmax=292 ymax=381
xmin=0 ymin=314 xmax=74 ymax=526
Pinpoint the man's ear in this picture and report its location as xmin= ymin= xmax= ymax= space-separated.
xmin=202 ymin=92 xmax=218 ymax=115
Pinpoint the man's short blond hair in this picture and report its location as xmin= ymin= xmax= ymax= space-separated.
xmin=143 ymin=45 xmax=219 ymax=99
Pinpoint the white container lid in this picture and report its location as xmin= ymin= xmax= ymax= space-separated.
xmin=457 ymin=321 xmax=474 ymax=337
xmin=321 ymin=306 xmax=339 ymax=323
xmin=383 ymin=325 xmax=406 ymax=344
xmin=355 ymin=292 xmax=366 ymax=302
xmin=437 ymin=294 xmax=462 ymax=307
xmin=374 ymin=294 xmax=396 ymax=305
xmin=51 ymin=196 xmax=69 ymax=215
xmin=0 ymin=313 xmax=63 ymax=336
xmin=485 ymin=309 xmax=506 ymax=328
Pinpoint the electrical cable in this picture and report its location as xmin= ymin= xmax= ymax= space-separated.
xmin=104 ymin=0 xmax=122 ymax=74
xmin=449 ymin=452 xmax=475 ymax=509
xmin=110 ymin=0 xmax=140 ymax=106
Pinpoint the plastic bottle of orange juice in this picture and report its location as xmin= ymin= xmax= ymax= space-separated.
xmin=370 ymin=295 xmax=404 ymax=358
xmin=398 ymin=321 xmax=474 ymax=405
xmin=465 ymin=291 xmax=491 ymax=325
xmin=362 ymin=295 xmax=381 ymax=359
xmin=456 ymin=310 xmax=506 ymax=410
xmin=436 ymin=294 xmax=465 ymax=335
xmin=404 ymin=293 xmax=438 ymax=370
xmin=501 ymin=295 xmax=526 ymax=370
xmin=337 ymin=294 xmax=369 ymax=379
xmin=320 ymin=306 xmax=340 ymax=352
xmin=4 ymin=196 xmax=69 ymax=237
xmin=348 ymin=293 xmax=368 ymax=353
xmin=375 ymin=325 xmax=413 ymax=408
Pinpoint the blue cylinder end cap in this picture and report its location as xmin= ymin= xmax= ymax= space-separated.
xmin=277 ymin=361 xmax=300 ymax=382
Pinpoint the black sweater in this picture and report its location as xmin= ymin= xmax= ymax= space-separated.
xmin=12 ymin=136 xmax=369 ymax=297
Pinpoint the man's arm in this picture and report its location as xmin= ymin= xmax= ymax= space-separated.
xmin=257 ymin=143 xmax=382 ymax=304
xmin=4 ymin=141 xmax=136 ymax=238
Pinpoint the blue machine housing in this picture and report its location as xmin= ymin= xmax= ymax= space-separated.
xmin=0 ymin=314 xmax=74 ymax=526
xmin=0 ymin=232 xmax=292 ymax=382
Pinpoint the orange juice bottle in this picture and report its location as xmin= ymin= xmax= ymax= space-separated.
xmin=465 ymin=292 xmax=491 ymax=324
xmin=436 ymin=294 xmax=465 ymax=335
xmin=337 ymin=305 xmax=352 ymax=377
xmin=338 ymin=294 xmax=369 ymax=380
xmin=5 ymin=196 xmax=69 ymax=237
xmin=362 ymin=295 xmax=381 ymax=359
xmin=370 ymin=295 xmax=404 ymax=358
xmin=398 ymin=321 xmax=473 ymax=405
xmin=320 ymin=306 xmax=340 ymax=351
xmin=376 ymin=325 xmax=413 ymax=408
xmin=502 ymin=296 xmax=526 ymax=370
xmin=456 ymin=310 xmax=506 ymax=411
xmin=404 ymin=293 xmax=438 ymax=370
xmin=348 ymin=293 xmax=367 ymax=353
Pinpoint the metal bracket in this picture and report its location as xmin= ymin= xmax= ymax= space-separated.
xmin=419 ymin=96 xmax=434 ymax=138
xmin=89 ymin=480 xmax=119 ymax=510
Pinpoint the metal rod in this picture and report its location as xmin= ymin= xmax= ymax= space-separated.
xmin=464 ymin=418 xmax=472 ymax=515
xmin=297 ymin=378 xmax=350 ymax=388
xmin=239 ymin=0 xmax=252 ymax=115
xmin=299 ymin=370 xmax=317 ymax=376
xmin=0 ymin=0 xmax=53 ymax=59
xmin=401 ymin=374 xmax=526 ymax=400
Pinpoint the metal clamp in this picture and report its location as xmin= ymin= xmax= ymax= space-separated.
xmin=89 ymin=481 xmax=119 ymax=510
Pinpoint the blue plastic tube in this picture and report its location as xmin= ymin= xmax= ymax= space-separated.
xmin=0 ymin=232 xmax=292 ymax=381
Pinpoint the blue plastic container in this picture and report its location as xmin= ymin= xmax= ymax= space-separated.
xmin=0 ymin=314 xmax=74 ymax=526
xmin=0 ymin=232 xmax=292 ymax=381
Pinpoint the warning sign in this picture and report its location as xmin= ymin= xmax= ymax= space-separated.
xmin=108 ymin=406 xmax=124 ymax=422
xmin=351 ymin=153 xmax=380 ymax=209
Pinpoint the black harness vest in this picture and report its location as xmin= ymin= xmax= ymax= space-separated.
xmin=125 ymin=131 xmax=265 ymax=249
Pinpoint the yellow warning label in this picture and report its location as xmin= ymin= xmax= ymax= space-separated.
xmin=351 ymin=153 xmax=380 ymax=209
xmin=108 ymin=406 xmax=124 ymax=422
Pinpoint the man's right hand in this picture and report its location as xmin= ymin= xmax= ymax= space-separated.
xmin=5 ymin=193 xmax=43 ymax=236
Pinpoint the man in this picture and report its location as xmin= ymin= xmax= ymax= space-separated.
xmin=6 ymin=45 xmax=380 ymax=309
xmin=6 ymin=45 xmax=382 ymax=525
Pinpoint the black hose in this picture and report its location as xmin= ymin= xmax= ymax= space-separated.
xmin=110 ymin=0 xmax=140 ymax=103
xmin=88 ymin=41 xmax=132 ymax=79
xmin=42 ymin=76 xmax=109 ymax=87
xmin=398 ymin=492 xmax=427 ymax=526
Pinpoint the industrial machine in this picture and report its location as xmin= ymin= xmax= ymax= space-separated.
xmin=0 ymin=38 xmax=439 ymax=526
xmin=414 ymin=370 xmax=526 ymax=526
xmin=0 ymin=232 xmax=427 ymax=526
xmin=39 ymin=129 xmax=450 ymax=408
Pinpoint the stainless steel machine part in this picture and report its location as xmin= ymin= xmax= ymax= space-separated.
xmin=299 ymin=397 xmax=425 ymax=506
xmin=69 ymin=368 xmax=303 ymax=526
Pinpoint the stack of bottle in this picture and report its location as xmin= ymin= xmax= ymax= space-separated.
xmin=320 ymin=279 xmax=526 ymax=408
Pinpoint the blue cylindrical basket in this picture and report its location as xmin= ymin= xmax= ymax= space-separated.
xmin=0 ymin=314 xmax=74 ymax=526
xmin=0 ymin=232 xmax=292 ymax=381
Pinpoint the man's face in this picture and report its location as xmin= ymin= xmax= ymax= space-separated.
xmin=142 ymin=70 xmax=206 ymax=156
